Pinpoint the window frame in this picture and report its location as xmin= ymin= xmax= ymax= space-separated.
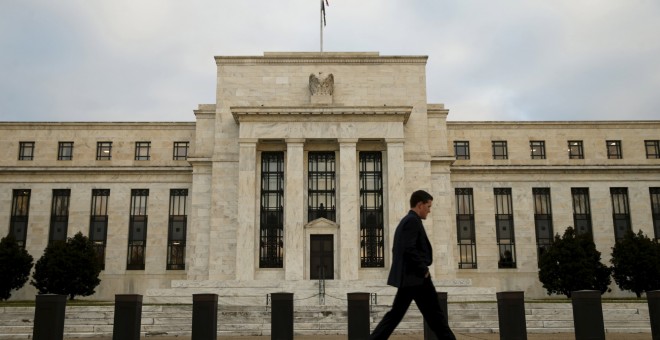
xmin=89 ymin=189 xmax=110 ymax=270
xmin=173 ymin=141 xmax=189 ymax=160
xmin=455 ymin=188 xmax=477 ymax=269
xmin=610 ymin=187 xmax=632 ymax=241
xmin=359 ymin=151 xmax=385 ymax=268
xmin=532 ymin=188 xmax=553 ymax=264
xmin=307 ymin=151 xmax=336 ymax=222
xmin=96 ymin=142 xmax=112 ymax=160
xmin=57 ymin=142 xmax=74 ymax=161
xmin=48 ymin=189 xmax=71 ymax=245
xmin=454 ymin=141 xmax=470 ymax=160
xmin=646 ymin=140 xmax=660 ymax=159
xmin=134 ymin=141 xmax=151 ymax=161
xmin=494 ymin=188 xmax=516 ymax=269
xmin=607 ymin=140 xmax=622 ymax=159
xmin=259 ymin=152 xmax=285 ymax=268
xmin=571 ymin=187 xmax=593 ymax=238
xmin=18 ymin=141 xmax=35 ymax=161
xmin=568 ymin=140 xmax=584 ymax=159
xmin=530 ymin=141 xmax=546 ymax=159
xmin=10 ymin=189 xmax=31 ymax=248
xmin=167 ymin=189 xmax=188 ymax=270
xmin=650 ymin=188 xmax=660 ymax=241
xmin=127 ymin=189 xmax=149 ymax=270
xmin=492 ymin=141 xmax=508 ymax=160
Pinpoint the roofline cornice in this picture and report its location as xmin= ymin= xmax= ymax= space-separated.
xmin=230 ymin=105 xmax=413 ymax=124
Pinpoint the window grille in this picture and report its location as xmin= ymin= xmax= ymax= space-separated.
xmin=454 ymin=141 xmax=470 ymax=160
xmin=308 ymin=152 xmax=336 ymax=222
xmin=495 ymin=188 xmax=516 ymax=268
xmin=135 ymin=141 xmax=151 ymax=160
xmin=90 ymin=189 xmax=110 ymax=270
xmin=19 ymin=142 xmax=34 ymax=160
xmin=607 ymin=140 xmax=622 ymax=159
xmin=571 ymin=188 xmax=593 ymax=237
xmin=10 ymin=189 xmax=31 ymax=248
xmin=530 ymin=141 xmax=546 ymax=159
xmin=173 ymin=142 xmax=189 ymax=160
xmin=455 ymin=188 xmax=477 ymax=269
xmin=492 ymin=141 xmax=508 ymax=160
xmin=167 ymin=189 xmax=188 ymax=270
xmin=96 ymin=142 xmax=112 ymax=160
xmin=359 ymin=152 xmax=384 ymax=268
xmin=568 ymin=140 xmax=584 ymax=159
xmin=49 ymin=189 xmax=71 ymax=245
xmin=533 ymin=188 xmax=553 ymax=263
xmin=259 ymin=152 xmax=284 ymax=268
xmin=610 ymin=187 xmax=631 ymax=241
xmin=58 ymin=142 xmax=74 ymax=160
xmin=646 ymin=140 xmax=660 ymax=159
xmin=127 ymin=189 xmax=148 ymax=270
xmin=651 ymin=188 xmax=660 ymax=241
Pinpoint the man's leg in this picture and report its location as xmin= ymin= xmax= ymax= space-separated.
xmin=413 ymin=279 xmax=456 ymax=340
xmin=368 ymin=287 xmax=414 ymax=340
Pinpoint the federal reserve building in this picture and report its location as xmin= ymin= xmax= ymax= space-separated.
xmin=2 ymin=52 xmax=660 ymax=304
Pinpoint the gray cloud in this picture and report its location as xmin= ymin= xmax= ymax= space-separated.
xmin=0 ymin=0 xmax=659 ymax=122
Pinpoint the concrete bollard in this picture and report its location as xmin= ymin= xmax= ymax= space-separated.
xmin=271 ymin=292 xmax=294 ymax=340
xmin=496 ymin=291 xmax=528 ymax=340
xmin=347 ymin=292 xmax=371 ymax=340
xmin=33 ymin=294 xmax=67 ymax=340
xmin=192 ymin=294 xmax=218 ymax=340
xmin=648 ymin=290 xmax=660 ymax=340
xmin=112 ymin=294 xmax=143 ymax=340
xmin=423 ymin=292 xmax=449 ymax=340
xmin=571 ymin=290 xmax=605 ymax=340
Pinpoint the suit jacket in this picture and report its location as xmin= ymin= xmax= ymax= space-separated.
xmin=387 ymin=210 xmax=433 ymax=288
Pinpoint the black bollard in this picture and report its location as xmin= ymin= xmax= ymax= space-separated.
xmin=347 ymin=292 xmax=371 ymax=340
xmin=571 ymin=290 xmax=605 ymax=340
xmin=112 ymin=294 xmax=143 ymax=340
xmin=33 ymin=294 xmax=67 ymax=340
xmin=423 ymin=292 xmax=449 ymax=340
xmin=648 ymin=290 xmax=660 ymax=340
xmin=496 ymin=291 xmax=527 ymax=340
xmin=192 ymin=294 xmax=218 ymax=340
xmin=271 ymin=292 xmax=294 ymax=340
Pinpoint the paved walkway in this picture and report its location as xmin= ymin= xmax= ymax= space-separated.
xmin=67 ymin=333 xmax=653 ymax=340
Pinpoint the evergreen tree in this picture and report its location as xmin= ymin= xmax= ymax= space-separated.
xmin=610 ymin=229 xmax=660 ymax=298
xmin=0 ymin=234 xmax=34 ymax=300
xmin=31 ymin=232 xmax=101 ymax=300
xmin=538 ymin=226 xmax=611 ymax=297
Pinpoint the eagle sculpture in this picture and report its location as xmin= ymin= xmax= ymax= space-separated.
xmin=309 ymin=73 xmax=334 ymax=96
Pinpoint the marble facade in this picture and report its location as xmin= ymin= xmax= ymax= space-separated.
xmin=1 ymin=52 xmax=659 ymax=301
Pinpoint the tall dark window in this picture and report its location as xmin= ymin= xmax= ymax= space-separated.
xmin=572 ymin=188 xmax=593 ymax=237
xmin=650 ymin=188 xmax=660 ymax=241
xmin=89 ymin=189 xmax=110 ymax=270
xmin=533 ymin=188 xmax=553 ymax=262
xmin=308 ymin=152 xmax=336 ymax=222
xmin=127 ymin=189 xmax=149 ymax=270
xmin=607 ymin=140 xmax=622 ymax=159
xmin=19 ymin=142 xmax=35 ymax=160
xmin=259 ymin=152 xmax=284 ymax=268
xmin=167 ymin=189 xmax=188 ymax=270
xmin=58 ymin=142 xmax=74 ymax=160
xmin=495 ymin=188 xmax=516 ymax=268
xmin=135 ymin=141 xmax=151 ymax=160
xmin=173 ymin=142 xmax=189 ymax=160
xmin=568 ymin=140 xmax=584 ymax=159
xmin=530 ymin=141 xmax=546 ymax=159
xmin=492 ymin=141 xmax=508 ymax=160
xmin=610 ymin=187 xmax=631 ymax=241
xmin=10 ymin=189 xmax=31 ymax=248
xmin=456 ymin=188 xmax=477 ymax=269
xmin=359 ymin=151 xmax=384 ymax=268
xmin=454 ymin=141 xmax=470 ymax=160
xmin=646 ymin=140 xmax=660 ymax=159
xmin=96 ymin=142 xmax=112 ymax=160
xmin=49 ymin=189 xmax=71 ymax=245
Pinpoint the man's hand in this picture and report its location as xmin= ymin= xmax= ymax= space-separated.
xmin=424 ymin=270 xmax=430 ymax=278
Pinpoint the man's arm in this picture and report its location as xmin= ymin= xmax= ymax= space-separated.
xmin=400 ymin=218 xmax=429 ymax=276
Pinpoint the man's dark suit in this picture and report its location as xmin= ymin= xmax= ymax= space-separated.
xmin=369 ymin=210 xmax=456 ymax=340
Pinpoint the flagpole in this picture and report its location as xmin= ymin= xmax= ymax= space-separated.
xmin=320 ymin=0 xmax=323 ymax=52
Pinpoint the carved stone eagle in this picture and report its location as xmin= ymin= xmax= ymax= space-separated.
xmin=309 ymin=73 xmax=334 ymax=96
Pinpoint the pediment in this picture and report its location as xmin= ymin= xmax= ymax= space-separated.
xmin=304 ymin=218 xmax=339 ymax=230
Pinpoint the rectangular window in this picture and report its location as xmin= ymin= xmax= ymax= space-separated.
xmin=533 ymin=188 xmax=553 ymax=263
xmin=89 ymin=189 xmax=110 ymax=270
xmin=135 ymin=141 xmax=151 ymax=161
xmin=57 ymin=142 xmax=74 ymax=160
xmin=259 ymin=152 xmax=284 ymax=268
xmin=651 ymin=188 xmax=660 ymax=241
xmin=96 ymin=142 xmax=112 ymax=160
xmin=308 ymin=152 xmax=336 ymax=222
xmin=454 ymin=141 xmax=470 ymax=160
xmin=173 ymin=142 xmax=189 ymax=160
xmin=19 ymin=142 xmax=35 ymax=160
xmin=530 ymin=141 xmax=546 ymax=159
xmin=127 ymin=189 xmax=149 ymax=270
xmin=572 ymin=188 xmax=593 ymax=237
xmin=10 ymin=189 xmax=31 ymax=248
xmin=646 ymin=140 xmax=660 ymax=159
xmin=492 ymin=141 xmax=508 ymax=160
xmin=611 ymin=187 xmax=632 ymax=241
xmin=455 ymin=188 xmax=477 ymax=269
xmin=167 ymin=189 xmax=188 ymax=270
xmin=568 ymin=140 xmax=584 ymax=159
xmin=49 ymin=189 xmax=71 ymax=245
xmin=495 ymin=188 xmax=516 ymax=268
xmin=359 ymin=151 xmax=384 ymax=268
xmin=607 ymin=140 xmax=622 ymax=159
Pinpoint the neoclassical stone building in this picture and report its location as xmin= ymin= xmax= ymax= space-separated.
xmin=1 ymin=52 xmax=659 ymax=302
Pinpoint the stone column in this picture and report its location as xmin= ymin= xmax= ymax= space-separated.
xmin=285 ymin=139 xmax=305 ymax=281
xmin=186 ymin=161 xmax=212 ymax=280
xmin=236 ymin=139 xmax=257 ymax=280
xmin=386 ymin=139 xmax=406 ymax=264
xmin=339 ymin=139 xmax=359 ymax=280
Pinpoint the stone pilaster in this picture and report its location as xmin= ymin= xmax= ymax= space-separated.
xmin=236 ymin=139 xmax=257 ymax=280
xmin=285 ymin=139 xmax=305 ymax=280
xmin=386 ymin=139 xmax=406 ymax=267
xmin=339 ymin=139 xmax=359 ymax=280
xmin=186 ymin=160 xmax=212 ymax=280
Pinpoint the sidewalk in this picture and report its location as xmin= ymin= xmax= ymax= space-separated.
xmin=67 ymin=333 xmax=654 ymax=340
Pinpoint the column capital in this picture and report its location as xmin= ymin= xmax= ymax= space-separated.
xmin=338 ymin=138 xmax=359 ymax=144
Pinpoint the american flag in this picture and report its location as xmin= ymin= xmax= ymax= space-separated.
xmin=321 ymin=0 xmax=329 ymax=26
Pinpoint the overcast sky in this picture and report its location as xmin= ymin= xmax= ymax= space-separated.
xmin=1 ymin=0 xmax=659 ymax=122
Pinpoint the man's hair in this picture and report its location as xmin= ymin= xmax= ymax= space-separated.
xmin=410 ymin=190 xmax=433 ymax=208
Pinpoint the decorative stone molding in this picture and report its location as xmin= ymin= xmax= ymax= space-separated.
xmin=215 ymin=52 xmax=428 ymax=66
xmin=231 ymin=106 xmax=412 ymax=124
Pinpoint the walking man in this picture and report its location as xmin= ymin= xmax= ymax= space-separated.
xmin=369 ymin=190 xmax=456 ymax=340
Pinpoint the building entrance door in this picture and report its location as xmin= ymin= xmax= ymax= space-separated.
xmin=310 ymin=235 xmax=334 ymax=280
